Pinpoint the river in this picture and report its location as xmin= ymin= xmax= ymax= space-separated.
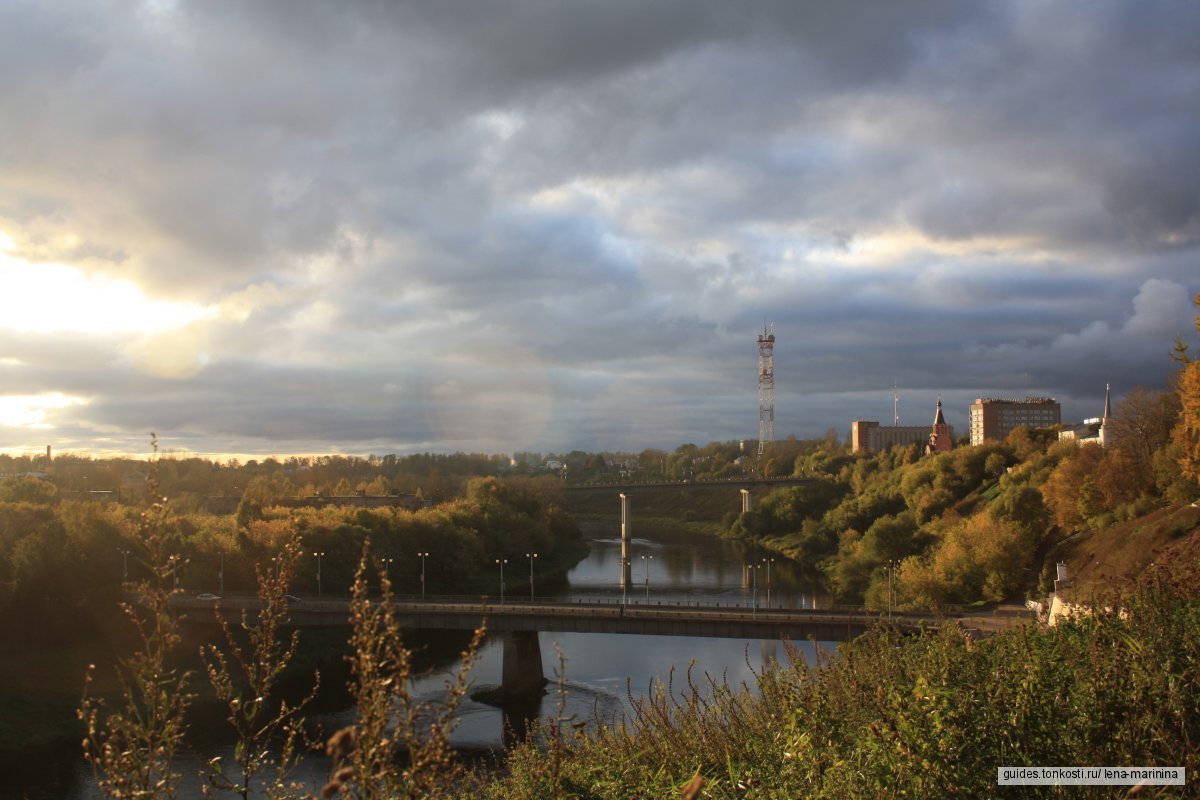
xmin=10 ymin=525 xmax=830 ymax=798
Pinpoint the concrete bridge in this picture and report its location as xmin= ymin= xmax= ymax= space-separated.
xmin=171 ymin=595 xmax=955 ymax=697
xmin=562 ymin=476 xmax=822 ymax=495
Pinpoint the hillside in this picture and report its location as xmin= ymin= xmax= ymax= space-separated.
xmin=1051 ymin=502 xmax=1200 ymax=601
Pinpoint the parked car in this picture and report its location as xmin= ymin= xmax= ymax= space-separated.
xmin=197 ymin=593 xmax=221 ymax=601
xmin=284 ymin=594 xmax=302 ymax=603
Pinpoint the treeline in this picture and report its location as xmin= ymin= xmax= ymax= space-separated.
xmin=0 ymin=475 xmax=585 ymax=646
xmin=3 ymin=434 xmax=853 ymax=510
xmin=0 ymin=451 xmax=519 ymax=509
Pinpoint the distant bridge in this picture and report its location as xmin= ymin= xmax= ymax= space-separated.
xmin=562 ymin=476 xmax=822 ymax=495
xmin=562 ymin=476 xmax=827 ymax=587
xmin=172 ymin=595 xmax=957 ymax=697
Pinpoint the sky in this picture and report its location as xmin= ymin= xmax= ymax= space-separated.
xmin=1 ymin=0 xmax=1198 ymax=460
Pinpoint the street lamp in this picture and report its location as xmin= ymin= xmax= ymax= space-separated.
xmin=640 ymin=554 xmax=653 ymax=600
xmin=496 ymin=558 xmax=508 ymax=605
xmin=417 ymin=552 xmax=429 ymax=599
xmin=312 ymin=551 xmax=325 ymax=598
xmin=526 ymin=552 xmax=538 ymax=599
xmin=116 ymin=547 xmax=130 ymax=584
xmin=748 ymin=563 xmax=761 ymax=615
xmin=382 ymin=557 xmax=395 ymax=591
xmin=168 ymin=555 xmax=181 ymax=592
xmin=219 ymin=552 xmax=224 ymax=595
xmin=762 ymin=557 xmax=774 ymax=608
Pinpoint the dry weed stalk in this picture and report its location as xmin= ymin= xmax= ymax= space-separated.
xmin=79 ymin=434 xmax=194 ymax=799
xmin=201 ymin=536 xmax=319 ymax=798
xmin=323 ymin=542 xmax=484 ymax=799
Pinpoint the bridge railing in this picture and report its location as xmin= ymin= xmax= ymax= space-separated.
xmin=168 ymin=589 xmax=965 ymax=619
xmin=170 ymin=595 xmax=963 ymax=630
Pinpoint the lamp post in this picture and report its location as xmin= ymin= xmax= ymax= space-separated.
xmin=168 ymin=554 xmax=180 ymax=592
xmin=417 ymin=552 xmax=429 ymax=599
xmin=749 ymin=563 xmax=761 ymax=616
xmin=621 ymin=559 xmax=629 ymax=606
xmin=219 ymin=552 xmax=224 ymax=595
xmin=270 ymin=555 xmax=283 ymax=581
xmin=762 ymin=557 xmax=774 ymax=608
xmin=496 ymin=558 xmax=508 ymax=605
xmin=526 ymin=552 xmax=538 ymax=599
xmin=312 ymin=551 xmax=325 ymax=598
xmin=640 ymin=553 xmax=653 ymax=600
xmin=382 ymin=557 xmax=395 ymax=591
xmin=116 ymin=547 xmax=130 ymax=584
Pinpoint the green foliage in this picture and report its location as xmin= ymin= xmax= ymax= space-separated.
xmin=735 ymin=440 xmax=1044 ymax=606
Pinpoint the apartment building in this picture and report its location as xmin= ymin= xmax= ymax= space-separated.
xmin=968 ymin=397 xmax=1061 ymax=446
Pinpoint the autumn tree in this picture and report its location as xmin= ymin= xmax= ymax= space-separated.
xmin=1173 ymin=292 xmax=1200 ymax=487
xmin=1108 ymin=385 xmax=1181 ymax=478
xmin=1176 ymin=362 xmax=1200 ymax=486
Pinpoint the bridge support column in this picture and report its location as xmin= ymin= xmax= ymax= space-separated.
xmin=501 ymin=631 xmax=547 ymax=698
xmin=619 ymin=492 xmax=632 ymax=588
xmin=741 ymin=489 xmax=752 ymax=513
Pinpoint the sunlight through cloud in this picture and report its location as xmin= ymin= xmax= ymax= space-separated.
xmin=0 ymin=392 xmax=87 ymax=429
xmin=0 ymin=232 xmax=215 ymax=336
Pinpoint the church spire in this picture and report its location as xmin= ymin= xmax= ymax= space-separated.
xmin=927 ymin=397 xmax=953 ymax=454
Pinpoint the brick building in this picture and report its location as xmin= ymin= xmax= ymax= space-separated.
xmin=968 ymin=397 xmax=1061 ymax=446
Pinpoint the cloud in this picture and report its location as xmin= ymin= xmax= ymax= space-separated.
xmin=0 ymin=0 xmax=1196 ymax=456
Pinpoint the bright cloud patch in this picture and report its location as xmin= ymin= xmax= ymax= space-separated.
xmin=0 ymin=233 xmax=214 ymax=336
xmin=0 ymin=393 xmax=88 ymax=429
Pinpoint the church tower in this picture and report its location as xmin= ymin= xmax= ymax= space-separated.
xmin=927 ymin=398 xmax=954 ymax=454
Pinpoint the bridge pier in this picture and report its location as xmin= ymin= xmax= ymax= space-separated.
xmin=619 ymin=492 xmax=632 ymax=588
xmin=741 ymin=489 xmax=753 ymax=513
xmin=501 ymin=631 xmax=548 ymax=698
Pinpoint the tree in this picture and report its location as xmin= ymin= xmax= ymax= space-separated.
xmin=0 ymin=476 xmax=57 ymax=504
xmin=1173 ymin=292 xmax=1200 ymax=487
xmin=1175 ymin=361 xmax=1200 ymax=487
xmin=1041 ymin=444 xmax=1105 ymax=531
xmin=1108 ymin=386 xmax=1181 ymax=475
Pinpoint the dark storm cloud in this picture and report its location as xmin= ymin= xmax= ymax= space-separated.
xmin=0 ymin=0 xmax=1197 ymax=454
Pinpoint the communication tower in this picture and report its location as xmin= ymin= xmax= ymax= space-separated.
xmin=757 ymin=326 xmax=775 ymax=457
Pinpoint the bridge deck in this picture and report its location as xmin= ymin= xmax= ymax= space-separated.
xmin=562 ymin=477 xmax=821 ymax=494
xmin=171 ymin=596 xmax=958 ymax=643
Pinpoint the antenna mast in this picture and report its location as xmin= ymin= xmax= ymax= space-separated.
xmin=757 ymin=325 xmax=776 ymax=459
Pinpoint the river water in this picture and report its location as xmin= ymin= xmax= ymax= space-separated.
xmin=13 ymin=526 xmax=830 ymax=798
